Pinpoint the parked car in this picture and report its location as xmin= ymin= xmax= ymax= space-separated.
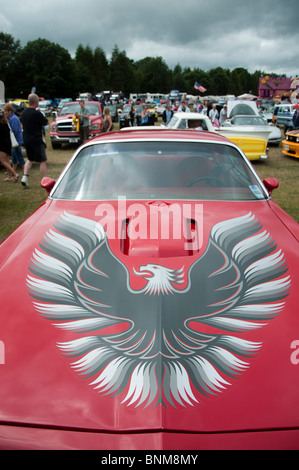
xmin=57 ymin=98 xmax=72 ymax=111
xmin=282 ymin=128 xmax=299 ymax=158
xmin=166 ymin=112 xmax=269 ymax=160
xmin=9 ymin=99 xmax=29 ymax=117
xmin=49 ymin=101 xmax=103 ymax=148
xmin=119 ymin=104 xmax=144 ymax=128
xmin=38 ymin=100 xmax=52 ymax=116
xmin=273 ymin=103 xmax=295 ymax=131
xmin=146 ymin=104 xmax=158 ymax=122
xmin=259 ymin=104 xmax=274 ymax=123
xmin=155 ymin=103 xmax=166 ymax=116
xmin=221 ymin=115 xmax=282 ymax=145
xmin=0 ymin=128 xmax=298 ymax=449
xmin=9 ymin=99 xmax=29 ymax=109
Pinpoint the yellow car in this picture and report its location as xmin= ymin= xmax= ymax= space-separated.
xmin=227 ymin=135 xmax=268 ymax=161
xmin=10 ymin=99 xmax=29 ymax=109
xmin=282 ymin=129 xmax=299 ymax=159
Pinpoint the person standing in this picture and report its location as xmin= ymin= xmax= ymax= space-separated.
xmin=141 ymin=105 xmax=149 ymax=125
xmin=178 ymin=101 xmax=190 ymax=112
xmin=293 ymin=103 xmax=299 ymax=129
xmin=101 ymin=107 xmax=114 ymax=132
xmin=129 ymin=104 xmax=136 ymax=126
xmin=162 ymin=103 xmax=173 ymax=125
xmin=209 ymin=104 xmax=219 ymax=127
xmin=219 ymin=104 xmax=228 ymax=125
xmin=0 ymin=109 xmax=19 ymax=182
xmin=3 ymin=103 xmax=25 ymax=174
xmin=21 ymin=93 xmax=48 ymax=187
xmin=76 ymin=100 xmax=90 ymax=143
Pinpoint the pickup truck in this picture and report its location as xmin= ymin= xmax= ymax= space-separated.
xmin=50 ymin=101 xmax=103 ymax=148
xmin=272 ymin=103 xmax=295 ymax=132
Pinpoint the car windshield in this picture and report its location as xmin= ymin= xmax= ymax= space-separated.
xmin=231 ymin=116 xmax=268 ymax=126
xmin=59 ymin=103 xmax=100 ymax=116
xmin=167 ymin=116 xmax=209 ymax=131
xmin=51 ymin=140 xmax=266 ymax=202
xmin=167 ymin=116 xmax=183 ymax=128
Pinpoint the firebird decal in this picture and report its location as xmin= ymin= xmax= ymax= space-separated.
xmin=27 ymin=212 xmax=290 ymax=408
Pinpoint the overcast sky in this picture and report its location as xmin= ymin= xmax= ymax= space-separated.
xmin=1 ymin=0 xmax=299 ymax=77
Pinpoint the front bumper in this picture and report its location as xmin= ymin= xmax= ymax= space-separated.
xmin=50 ymin=133 xmax=80 ymax=144
xmin=282 ymin=140 xmax=299 ymax=158
xmin=268 ymin=138 xmax=282 ymax=145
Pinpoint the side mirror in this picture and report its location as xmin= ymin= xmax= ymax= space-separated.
xmin=41 ymin=177 xmax=56 ymax=195
xmin=263 ymin=177 xmax=279 ymax=195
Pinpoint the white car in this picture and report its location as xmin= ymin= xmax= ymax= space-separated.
xmin=221 ymin=115 xmax=282 ymax=145
xmin=166 ymin=112 xmax=272 ymax=142
xmin=38 ymin=100 xmax=52 ymax=116
xmin=155 ymin=104 xmax=166 ymax=116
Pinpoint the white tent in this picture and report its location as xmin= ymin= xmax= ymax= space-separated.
xmin=237 ymin=93 xmax=258 ymax=100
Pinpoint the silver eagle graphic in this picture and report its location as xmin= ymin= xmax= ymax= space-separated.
xmin=27 ymin=211 xmax=291 ymax=408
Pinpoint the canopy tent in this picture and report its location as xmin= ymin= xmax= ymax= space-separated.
xmin=237 ymin=93 xmax=258 ymax=100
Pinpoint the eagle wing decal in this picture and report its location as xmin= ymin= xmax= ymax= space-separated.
xmin=27 ymin=211 xmax=290 ymax=407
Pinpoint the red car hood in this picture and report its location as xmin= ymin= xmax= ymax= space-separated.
xmin=0 ymin=198 xmax=299 ymax=447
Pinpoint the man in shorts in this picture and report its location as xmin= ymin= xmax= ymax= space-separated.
xmin=20 ymin=93 xmax=48 ymax=187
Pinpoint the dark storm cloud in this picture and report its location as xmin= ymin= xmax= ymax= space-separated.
xmin=1 ymin=0 xmax=298 ymax=75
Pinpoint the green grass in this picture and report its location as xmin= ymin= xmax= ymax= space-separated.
xmin=253 ymin=149 xmax=299 ymax=222
xmin=1 ymin=123 xmax=298 ymax=244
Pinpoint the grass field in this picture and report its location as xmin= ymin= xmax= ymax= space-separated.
xmin=0 ymin=121 xmax=298 ymax=244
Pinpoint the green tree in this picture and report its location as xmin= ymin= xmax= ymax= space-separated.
xmin=230 ymin=67 xmax=252 ymax=96
xmin=0 ymin=33 xmax=21 ymax=97
xmin=75 ymin=44 xmax=95 ymax=93
xmin=171 ymin=64 xmax=187 ymax=93
xmin=109 ymin=45 xmax=136 ymax=96
xmin=209 ymin=67 xmax=231 ymax=95
xmin=135 ymin=57 xmax=171 ymax=93
xmin=93 ymin=46 xmax=109 ymax=92
xmin=16 ymin=38 xmax=76 ymax=99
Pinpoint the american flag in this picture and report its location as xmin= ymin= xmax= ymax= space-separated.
xmin=194 ymin=82 xmax=207 ymax=92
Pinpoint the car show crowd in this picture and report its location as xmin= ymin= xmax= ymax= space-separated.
xmin=1 ymin=89 xmax=299 ymax=188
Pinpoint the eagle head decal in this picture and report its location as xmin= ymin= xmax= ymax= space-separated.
xmin=27 ymin=211 xmax=291 ymax=408
xmin=133 ymin=264 xmax=185 ymax=295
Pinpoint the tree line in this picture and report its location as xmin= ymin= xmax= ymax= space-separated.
xmin=1 ymin=32 xmax=266 ymax=101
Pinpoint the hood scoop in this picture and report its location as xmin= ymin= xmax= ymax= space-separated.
xmin=120 ymin=201 xmax=201 ymax=257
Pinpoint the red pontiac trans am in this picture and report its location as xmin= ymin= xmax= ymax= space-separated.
xmin=0 ymin=129 xmax=299 ymax=450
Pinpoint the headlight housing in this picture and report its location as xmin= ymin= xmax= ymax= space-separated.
xmin=90 ymin=124 xmax=101 ymax=131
